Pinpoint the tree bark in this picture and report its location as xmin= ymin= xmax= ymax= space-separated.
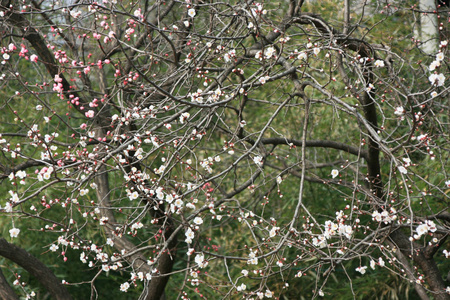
xmin=0 ymin=267 xmax=19 ymax=300
xmin=0 ymin=238 xmax=73 ymax=300
xmin=419 ymin=0 xmax=438 ymax=54
xmin=389 ymin=230 xmax=449 ymax=300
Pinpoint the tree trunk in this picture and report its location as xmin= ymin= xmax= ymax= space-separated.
xmin=420 ymin=0 xmax=438 ymax=54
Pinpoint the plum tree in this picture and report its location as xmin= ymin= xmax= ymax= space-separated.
xmin=0 ymin=1 xmax=448 ymax=299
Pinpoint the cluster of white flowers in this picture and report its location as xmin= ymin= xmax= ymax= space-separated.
xmin=96 ymin=252 xmax=109 ymax=263
xmin=326 ymin=220 xmax=352 ymax=240
xmin=209 ymin=87 xmax=224 ymax=103
xmin=394 ymin=106 xmax=405 ymax=117
xmin=154 ymin=164 xmax=166 ymax=175
xmin=247 ymin=250 xmax=258 ymax=265
xmin=189 ymin=269 xmax=199 ymax=286
xmin=253 ymin=155 xmax=263 ymax=166
xmin=189 ymin=89 xmax=204 ymax=103
xmin=131 ymin=271 xmax=152 ymax=282
xmin=130 ymin=222 xmax=144 ymax=231
xmin=8 ymin=190 xmax=20 ymax=203
xmin=312 ymin=235 xmax=327 ymax=248
xmin=402 ymin=157 xmax=412 ymax=167
xmin=250 ymin=2 xmax=267 ymax=17
xmin=58 ymin=236 xmax=69 ymax=246
xmin=296 ymin=50 xmax=307 ymax=60
xmin=70 ymin=9 xmax=82 ymax=19
xmin=185 ymin=228 xmax=195 ymax=243
xmin=154 ymin=187 xmax=165 ymax=200
xmin=194 ymin=253 xmax=208 ymax=268
xmin=269 ymin=226 xmax=280 ymax=238
xmin=200 ymin=158 xmax=213 ymax=173
xmin=254 ymin=47 xmax=274 ymax=61
xmin=9 ymin=170 xmax=26 ymax=184
xmin=111 ymin=107 xmax=158 ymax=127
xmin=224 ymin=49 xmax=236 ymax=62
xmin=370 ymin=257 xmax=385 ymax=269
xmin=188 ymin=87 xmax=225 ymax=103
xmin=264 ymin=46 xmax=276 ymax=59
xmin=429 ymin=51 xmax=445 ymax=71
xmin=179 ymin=112 xmax=190 ymax=124
xmin=27 ymin=124 xmax=40 ymax=142
xmin=428 ymin=51 xmax=445 ymax=86
xmin=143 ymin=134 xmax=160 ymax=148
xmin=372 ymin=207 xmax=397 ymax=224
xmin=313 ymin=211 xmax=354 ymax=248
xmin=429 ymin=73 xmax=445 ymax=86
xmin=79 ymin=243 xmax=123 ymax=276
xmin=397 ymin=165 xmax=408 ymax=175
xmin=120 ymin=282 xmax=130 ymax=292
xmin=414 ymin=220 xmax=437 ymax=239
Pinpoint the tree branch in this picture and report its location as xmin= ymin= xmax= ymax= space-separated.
xmin=0 ymin=238 xmax=73 ymax=300
xmin=261 ymin=137 xmax=368 ymax=160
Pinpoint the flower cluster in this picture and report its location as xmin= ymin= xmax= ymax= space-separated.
xmin=414 ymin=220 xmax=437 ymax=240
xmin=312 ymin=211 xmax=354 ymax=249
xmin=428 ymin=50 xmax=446 ymax=86
xmin=372 ymin=208 xmax=397 ymax=224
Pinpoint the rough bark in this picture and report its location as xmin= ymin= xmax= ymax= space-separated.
xmin=144 ymin=229 xmax=177 ymax=300
xmin=0 ymin=238 xmax=73 ymax=300
xmin=0 ymin=267 xmax=19 ymax=300
xmin=389 ymin=230 xmax=449 ymax=300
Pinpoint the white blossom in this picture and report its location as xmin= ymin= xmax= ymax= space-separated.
xmin=374 ymin=60 xmax=385 ymax=67
xmin=398 ymin=165 xmax=407 ymax=174
xmin=356 ymin=266 xmax=367 ymax=274
xmin=9 ymin=228 xmax=20 ymax=238
xmin=120 ymin=282 xmax=130 ymax=292
xmin=253 ymin=155 xmax=263 ymax=166
xmin=188 ymin=8 xmax=196 ymax=17
xmin=429 ymin=73 xmax=445 ymax=86
xmin=331 ymin=169 xmax=339 ymax=178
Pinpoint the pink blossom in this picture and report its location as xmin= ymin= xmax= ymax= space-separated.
xmin=54 ymin=74 xmax=63 ymax=83
xmin=85 ymin=110 xmax=95 ymax=118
